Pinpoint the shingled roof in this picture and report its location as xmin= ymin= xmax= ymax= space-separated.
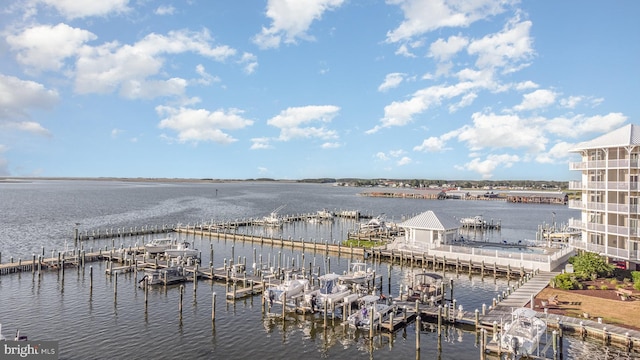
xmin=398 ymin=210 xmax=459 ymax=230
xmin=571 ymin=124 xmax=640 ymax=151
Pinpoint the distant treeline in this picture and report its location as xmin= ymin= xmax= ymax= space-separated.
xmin=295 ymin=178 xmax=569 ymax=190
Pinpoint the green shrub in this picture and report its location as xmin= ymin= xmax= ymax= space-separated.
xmin=572 ymin=252 xmax=615 ymax=279
xmin=623 ymin=278 xmax=632 ymax=284
xmin=552 ymin=273 xmax=580 ymax=290
xmin=600 ymin=285 xmax=609 ymax=290
xmin=632 ymin=271 xmax=640 ymax=283
xmin=587 ymin=285 xmax=597 ymax=290
xmin=615 ymin=284 xmax=625 ymax=289
xmin=635 ymin=282 xmax=640 ymax=291
xmin=610 ymin=279 xmax=618 ymax=286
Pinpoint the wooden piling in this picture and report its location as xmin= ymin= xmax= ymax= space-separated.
xmin=212 ymin=292 xmax=216 ymax=322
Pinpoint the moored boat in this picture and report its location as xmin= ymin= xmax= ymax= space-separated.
xmin=500 ymin=308 xmax=547 ymax=357
xmin=138 ymin=266 xmax=186 ymax=286
xmin=144 ymin=238 xmax=174 ymax=254
xmin=347 ymin=294 xmax=394 ymax=329
xmin=164 ymin=241 xmax=199 ymax=259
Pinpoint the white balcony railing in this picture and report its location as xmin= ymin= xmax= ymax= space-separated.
xmin=568 ymin=181 xmax=582 ymax=190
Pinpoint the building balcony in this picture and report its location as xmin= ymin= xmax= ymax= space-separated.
xmin=568 ymin=181 xmax=582 ymax=190
xmin=569 ymin=239 xmax=636 ymax=260
xmin=569 ymin=181 xmax=640 ymax=191
xmin=570 ymin=159 xmax=640 ymax=170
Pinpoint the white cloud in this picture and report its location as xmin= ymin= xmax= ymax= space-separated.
xmin=535 ymin=141 xmax=575 ymax=164
xmin=0 ymin=74 xmax=58 ymax=132
xmin=194 ymin=64 xmax=220 ymax=86
xmin=413 ymin=136 xmax=446 ymax=152
xmin=155 ymin=5 xmax=176 ymax=15
xmin=560 ymin=95 xmax=583 ymax=109
xmin=457 ymin=112 xmax=547 ymax=153
xmin=515 ymin=80 xmax=538 ymax=91
xmin=156 ymin=106 xmax=254 ymax=144
xmin=397 ymin=156 xmax=412 ymax=165
xmin=375 ymin=152 xmax=389 ymax=161
xmin=267 ymin=105 xmax=340 ymax=141
xmin=369 ymin=81 xmax=476 ymax=133
xmin=74 ymin=29 xmax=236 ymax=98
xmin=251 ymin=137 xmax=272 ymax=150
xmin=253 ymin=0 xmax=345 ymax=49
xmin=386 ymin=0 xmax=513 ymax=43
xmin=6 ymin=23 xmax=97 ymax=74
xmin=429 ymin=35 xmax=469 ymax=61
xmin=258 ymin=166 xmax=269 ymax=174
xmin=239 ymin=52 xmax=258 ymax=74
xmin=514 ymin=89 xmax=556 ymax=111
xmin=39 ymin=0 xmax=130 ymax=19
xmin=467 ymin=18 xmax=534 ymax=72
xmin=378 ymin=73 xmax=405 ymax=92
xmin=395 ymin=44 xmax=416 ymax=57
xmin=321 ymin=142 xmax=341 ymax=149
xmin=459 ymin=153 xmax=520 ymax=179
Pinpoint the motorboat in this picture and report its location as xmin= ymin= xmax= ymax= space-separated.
xmin=164 ymin=241 xmax=199 ymax=259
xmin=316 ymin=209 xmax=334 ymax=219
xmin=338 ymin=262 xmax=373 ymax=285
xmin=500 ymin=308 xmax=547 ymax=357
xmin=257 ymin=205 xmax=286 ymax=227
xmin=347 ymin=294 xmax=394 ymax=329
xmin=401 ymin=272 xmax=444 ymax=304
xmin=359 ymin=215 xmax=387 ymax=231
xmin=144 ymin=238 xmax=174 ymax=254
xmin=306 ymin=273 xmax=351 ymax=307
xmin=138 ymin=266 xmax=186 ymax=286
xmin=460 ymin=215 xmax=486 ymax=226
xmin=264 ymin=274 xmax=310 ymax=304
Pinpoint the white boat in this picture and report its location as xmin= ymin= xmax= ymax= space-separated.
xmin=347 ymin=294 xmax=394 ymax=329
xmin=144 ymin=238 xmax=174 ymax=254
xmin=257 ymin=205 xmax=286 ymax=227
xmin=317 ymin=209 xmax=334 ymax=219
xmin=359 ymin=215 xmax=387 ymax=231
xmin=338 ymin=262 xmax=373 ymax=285
xmin=264 ymin=275 xmax=310 ymax=304
xmin=460 ymin=215 xmax=486 ymax=226
xmin=0 ymin=323 xmax=5 ymax=341
xmin=164 ymin=241 xmax=199 ymax=259
xmin=500 ymin=308 xmax=547 ymax=357
xmin=306 ymin=273 xmax=351 ymax=307
xmin=138 ymin=266 xmax=186 ymax=286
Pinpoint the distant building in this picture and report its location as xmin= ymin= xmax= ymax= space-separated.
xmin=568 ymin=124 xmax=640 ymax=270
xmin=397 ymin=210 xmax=460 ymax=250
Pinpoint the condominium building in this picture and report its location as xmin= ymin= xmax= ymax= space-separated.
xmin=568 ymin=124 xmax=640 ymax=270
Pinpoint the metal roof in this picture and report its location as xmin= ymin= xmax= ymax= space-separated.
xmin=571 ymin=124 xmax=640 ymax=151
xmin=398 ymin=210 xmax=459 ymax=231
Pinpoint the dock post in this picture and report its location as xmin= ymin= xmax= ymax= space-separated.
xmin=144 ymin=280 xmax=148 ymax=310
xmin=369 ymin=304 xmax=374 ymax=339
xmin=415 ymin=313 xmax=420 ymax=352
xmin=32 ymin=254 xmax=36 ymax=273
xmin=61 ymin=259 xmax=65 ymax=281
xmin=558 ymin=320 xmax=563 ymax=356
xmin=212 ymin=292 xmax=216 ymax=322
xmin=282 ymin=291 xmax=287 ymax=319
xmin=481 ymin=260 xmax=485 ymax=278
xmin=388 ymin=264 xmax=392 ymax=295
xmin=449 ymin=278 xmax=454 ymax=301
xmin=475 ymin=309 xmax=479 ymax=328
xmin=552 ymin=330 xmax=558 ymax=359
xmin=210 ymin=244 xmax=214 ymax=265
xmin=492 ymin=321 xmax=498 ymax=341
xmin=89 ymin=265 xmax=93 ymax=295
xmin=493 ymin=262 xmax=497 ymax=279
xmin=480 ymin=328 xmax=486 ymax=360
xmin=179 ymin=284 xmax=184 ymax=319
xmin=114 ymin=272 xmax=118 ymax=303
xmin=437 ymin=305 xmax=442 ymax=338
xmin=482 ymin=303 xmax=486 ymax=315
xmin=323 ymin=300 xmax=328 ymax=329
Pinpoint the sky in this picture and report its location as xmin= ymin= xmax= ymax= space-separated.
xmin=0 ymin=0 xmax=638 ymax=181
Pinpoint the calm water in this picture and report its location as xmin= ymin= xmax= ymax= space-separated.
xmin=0 ymin=180 xmax=635 ymax=359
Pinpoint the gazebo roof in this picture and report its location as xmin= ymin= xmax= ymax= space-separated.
xmin=398 ymin=210 xmax=459 ymax=231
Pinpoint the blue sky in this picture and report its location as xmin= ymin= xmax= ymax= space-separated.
xmin=0 ymin=1 xmax=637 ymax=180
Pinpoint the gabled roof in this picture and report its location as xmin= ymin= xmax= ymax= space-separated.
xmin=398 ymin=210 xmax=459 ymax=231
xmin=571 ymin=124 xmax=640 ymax=152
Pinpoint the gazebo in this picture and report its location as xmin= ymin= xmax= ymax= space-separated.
xmin=397 ymin=210 xmax=460 ymax=250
